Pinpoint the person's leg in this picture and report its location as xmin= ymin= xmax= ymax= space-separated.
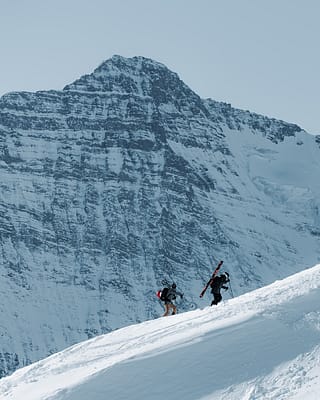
xmin=211 ymin=293 xmax=222 ymax=306
xmin=163 ymin=303 xmax=170 ymax=316
xmin=171 ymin=304 xmax=177 ymax=315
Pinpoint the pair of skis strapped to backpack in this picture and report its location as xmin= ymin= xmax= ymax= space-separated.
xmin=199 ymin=260 xmax=223 ymax=298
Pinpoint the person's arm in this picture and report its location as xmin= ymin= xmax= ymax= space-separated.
xmin=166 ymin=288 xmax=173 ymax=300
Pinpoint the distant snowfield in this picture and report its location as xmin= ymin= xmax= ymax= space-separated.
xmin=1 ymin=265 xmax=320 ymax=400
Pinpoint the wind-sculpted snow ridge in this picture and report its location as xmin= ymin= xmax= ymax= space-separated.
xmin=0 ymin=264 xmax=320 ymax=400
xmin=0 ymin=55 xmax=320 ymax=377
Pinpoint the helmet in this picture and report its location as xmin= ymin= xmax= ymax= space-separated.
xmin=222 ymin=272 xmax=229 ymax=281
xmin=172 ymin=283 xmax=176 ymax=289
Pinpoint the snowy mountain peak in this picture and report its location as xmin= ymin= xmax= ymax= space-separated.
xmin=1 ymin=264 xmax=320 ymax=400
xmin=99 ymin=54 xmax=172 ymax=75
xmin=63 ymin=55 xmax=196 ymax=101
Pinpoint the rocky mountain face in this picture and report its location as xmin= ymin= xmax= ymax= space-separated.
xmin=0 ymin=55 xmax=319 ymax=377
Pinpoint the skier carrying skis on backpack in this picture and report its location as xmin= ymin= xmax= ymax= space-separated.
xmin=162 ymin=283 xmax=183 ymax=316
xmin=209 ymin=272 xmax=230 ymax=306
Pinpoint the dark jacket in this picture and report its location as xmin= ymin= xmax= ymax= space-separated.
xmin=210 ymin=275 xmax=229 ymax=294
xmin=165 ymin=287 xmax=183 ymax=304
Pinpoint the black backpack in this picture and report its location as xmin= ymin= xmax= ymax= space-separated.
xmin=160 ymin=287 xmax=169 ymax=301
xmin=210 ymin=276 xmax=220 ymax=291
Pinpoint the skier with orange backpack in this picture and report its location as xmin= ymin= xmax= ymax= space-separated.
xmin=157 ymin=282 xmax=183 ymax=316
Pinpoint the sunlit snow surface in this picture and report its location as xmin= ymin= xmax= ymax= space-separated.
xmin=1 ymin=265 xmax=320 ymax=400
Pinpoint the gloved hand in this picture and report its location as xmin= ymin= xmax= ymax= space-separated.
xmin=224 ymin=286 xmax=228 ymax=291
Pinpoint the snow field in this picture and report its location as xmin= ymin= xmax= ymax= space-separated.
xmin=0 ymin=265 xmax=320 ymax=399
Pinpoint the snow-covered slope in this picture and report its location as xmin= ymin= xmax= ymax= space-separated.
xmin=0 ymin=55 xmax=320 ymax=376
xmin=1 ymin=264 xmax=320 ymax=400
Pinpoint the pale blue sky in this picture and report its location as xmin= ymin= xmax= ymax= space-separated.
xmin=0 ymin=0 xmax=319 ymax=134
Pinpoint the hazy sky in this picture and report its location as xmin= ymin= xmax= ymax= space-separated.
xmin=0 ymin=0 xmax=319 ymax=134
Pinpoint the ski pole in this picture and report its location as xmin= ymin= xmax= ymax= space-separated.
xmin=228 ymin=280 xmax=234 ymax=298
